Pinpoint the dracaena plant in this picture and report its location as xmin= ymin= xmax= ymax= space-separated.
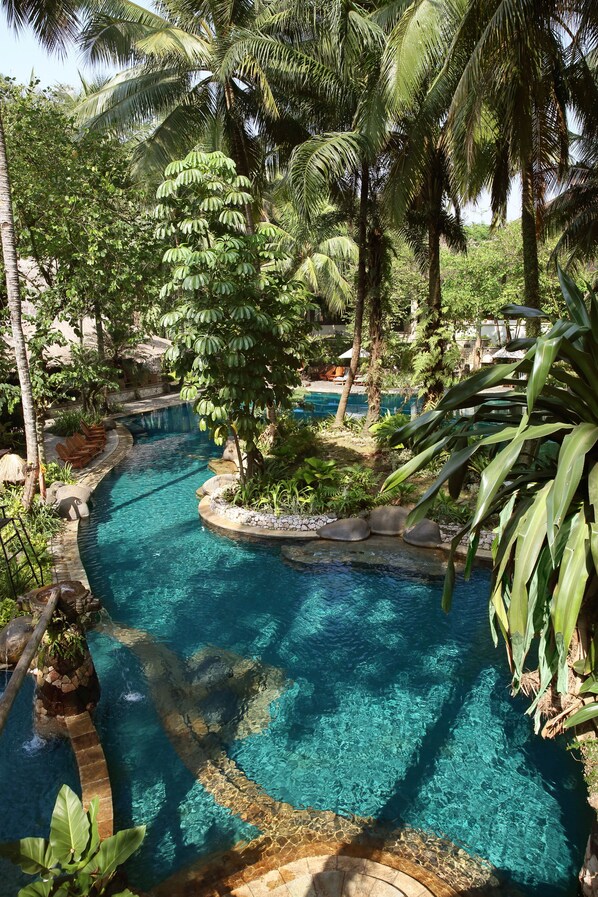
xmin=0 ymin=784 xmax=145 ymax=897
xmin=383 ymin=268 xmax=598 ymax=735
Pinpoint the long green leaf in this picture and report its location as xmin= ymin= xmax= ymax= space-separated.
xmin=546 ymin=424 xmax=598 ymax=551
xmin=383 ymin=437 xmax=450 ymax=492
xmin=49 ymin=785 xmax=90 ymax=865
xmin=508 ymin=483 xmax=552 ymax=653
xmin=83 ymin=826 xmax=146 ymax=879
xmin=550 ymin=514 xmax=590 ymax=678
xmin=563 ymin=702 xmax=598 ymax=729
xmin=558 ymin=266 xmax=591 ymax=328
xmin=527 ymin=336 xmax=562 ymax=413
xmin=438 ymin=359 xmax=527 ymax=412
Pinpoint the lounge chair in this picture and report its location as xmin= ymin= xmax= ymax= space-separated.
xmin=56 ymin=442 xmax=90 ymax=469
xmin=81 ymin=421 xmax=106 ymax=445
xmin=66 ymin=436 xmax=98 ymax=463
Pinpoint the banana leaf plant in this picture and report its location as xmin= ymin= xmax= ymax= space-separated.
xmin=0 ymin=784 xmax=145 ymax=897
xmin=383 ymin=269 xmax=598 ymax=734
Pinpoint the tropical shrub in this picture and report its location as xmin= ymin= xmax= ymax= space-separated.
xmin=383 ymin=270 xmax=598 ymax=734
xmin=0 ymin=598 xmax=21 ymax=628
xmin=44 ymin=461 xmax=76 ymax=486
xmin=156 ymin=151 xmax=314 ymax=480
xmin=50 ymin=410 xmax=103 ymax=438
xmin=369 ymin=411 xmax=410 ymax=447
xmin=0 ymin=784 xmax=145 ymax=897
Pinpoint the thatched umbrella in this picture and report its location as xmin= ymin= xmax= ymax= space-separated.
xmin=0 ymin=453 xmax=27 ymax=484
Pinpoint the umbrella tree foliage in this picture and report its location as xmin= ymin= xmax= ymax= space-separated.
xmin=156 ymin=150 xmax=314 ymax=479
xmin=383 ymin=270 xmax=598 ymax=734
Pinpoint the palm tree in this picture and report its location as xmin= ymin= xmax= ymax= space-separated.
xmin=76 ymin=0 xmax=310 ymax=195
xmin=380 ymin=0 xmax=468 ymax=402
xmin=546 ymin=134 xmax=598 ymax=272
xmin=230 ymin=0 xmax=397 ymax=423
xmin=267 ymin=194 xmax=358 ymax=314
xmin=0 ymin=0 xmax=79 ymax=505
xmin=443 ymin=0 xmax=598 ymax=334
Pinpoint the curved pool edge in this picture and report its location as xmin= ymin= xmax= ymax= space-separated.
xmin=153 ymin=841 xmax=463 ymax=897
xmin=199 ymin=495 xmax=319 ymax=541
xmin=63 ymin=404 xmax=584 ymax=897
xmin=51 ymin=421 xmax=135 ymax=589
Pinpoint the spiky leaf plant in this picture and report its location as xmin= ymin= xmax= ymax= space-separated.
xmin=383 ymin=269 xmax=598 ymax=734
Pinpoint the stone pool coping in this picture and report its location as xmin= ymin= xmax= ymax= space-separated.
xmin=199 ymin=495 xmax=494 ymax=564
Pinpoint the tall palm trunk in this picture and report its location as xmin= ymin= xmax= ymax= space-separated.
xmin=0 ymin=107 xmax=39 ymax=507
xmin=521 ymin=160 xmax=541 ymax=338
xmin=335 ymin=162 xmax=369 ymax=426
xmin=365 ymin=224 xmax=384 ymax=428
xmin=421 ymin=167 xmax=446 ymax=405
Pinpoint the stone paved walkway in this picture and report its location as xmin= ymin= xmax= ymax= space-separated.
xmin=227 ymin=855 xmax=435 ymax=897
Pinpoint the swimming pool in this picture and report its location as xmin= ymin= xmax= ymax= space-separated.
xmin=0 ymin=402 xmax=591 ymax=896
xmin=293 ymin=390 xmax=417 ymax=419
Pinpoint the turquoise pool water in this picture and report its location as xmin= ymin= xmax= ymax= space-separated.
xmin=293 ymin=390 xmax=417 ymax=419
xmin=0 ymin=401 xmax=590 ymax=896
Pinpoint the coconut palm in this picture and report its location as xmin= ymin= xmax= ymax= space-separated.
xmin=443 ymin=0 xmax=598 ymax=333
xmin=0 ymin=0 xmax=79 ymax=504
xmin=267 ymin=193 xmax=358 ymax=314
xmin=546 ymin=134 xmax=598 ymax=271
xmin=379 ymin=0 xmax=468 ymax=402
xmin=228 ymin=0 xmax=400 ymax=422
xmin=76 ymin=0 xmax=314 ymax=192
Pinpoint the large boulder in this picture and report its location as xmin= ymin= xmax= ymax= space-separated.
xmin=56 ymin=496 xmax=90 ymax=520
xmin=55 ymin=484 xmax=92 ymax=504
xmin=316 ymin=518 xmax=371 ymax=542
xmin=196 ymin=474 xmax=238 ymax=498
xmin=403 ymin=518 xmax=443 ymax=549
xmin=0 ymin=616 xmax=34 ymax=667
xmin=368 ymin=505 xmax=410 ymax=536
xmin=208 ymin=459 xmax=238 ymax=475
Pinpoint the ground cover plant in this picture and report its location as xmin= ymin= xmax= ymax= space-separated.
xmin=383 ymin=271 xmax=598 ymax=735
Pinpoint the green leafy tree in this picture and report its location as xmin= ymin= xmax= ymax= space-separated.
xmin=0 ymin=0 xmax=81 ymax=505
xmin=1 ymin=80 xmax=162 ymax=372
xmin=383 ymin=269 xmax=598 ymax=735
xmin=156 ymin=150 xmax=314 ymax=480
xmin=0 ymin=783 xmax=145 ymax=897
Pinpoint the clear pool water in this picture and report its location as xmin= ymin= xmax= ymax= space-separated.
xmin=0 ymin=675 xmax=80 ymax=894
xmin=293 ymin=390 xmax=417 ymax=419
xmin=0 ymin=401 xmax=590 ymax=897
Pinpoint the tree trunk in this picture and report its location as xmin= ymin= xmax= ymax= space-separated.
xmin=335 ymin=162 xmax=369 ymax=426
xmin=422 ymin=215 xmax=445 ymax=404
xmin=0 ymin=107 xmax=39 ymax=507
xmin=94 ymin=298 xmax=105 ymax=360
xmin=223 ymin=81 xmax=255 ymax=233
xmin=365 ymin=225 xmax=384 ymax=428
xmin=521 ymin=161 xmax=541 ymax=338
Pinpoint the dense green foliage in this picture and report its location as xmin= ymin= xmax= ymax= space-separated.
xmin=384 ymin=271 xmax=598 ymax=732
xmin=157 ymin=150 xmax=314 ymax=474
xmin=0 ymin=784 xmax=145 ymax=897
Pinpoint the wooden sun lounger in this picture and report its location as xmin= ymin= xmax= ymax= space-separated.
xmin=56 ymin=442 xmax=90 ymax=470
